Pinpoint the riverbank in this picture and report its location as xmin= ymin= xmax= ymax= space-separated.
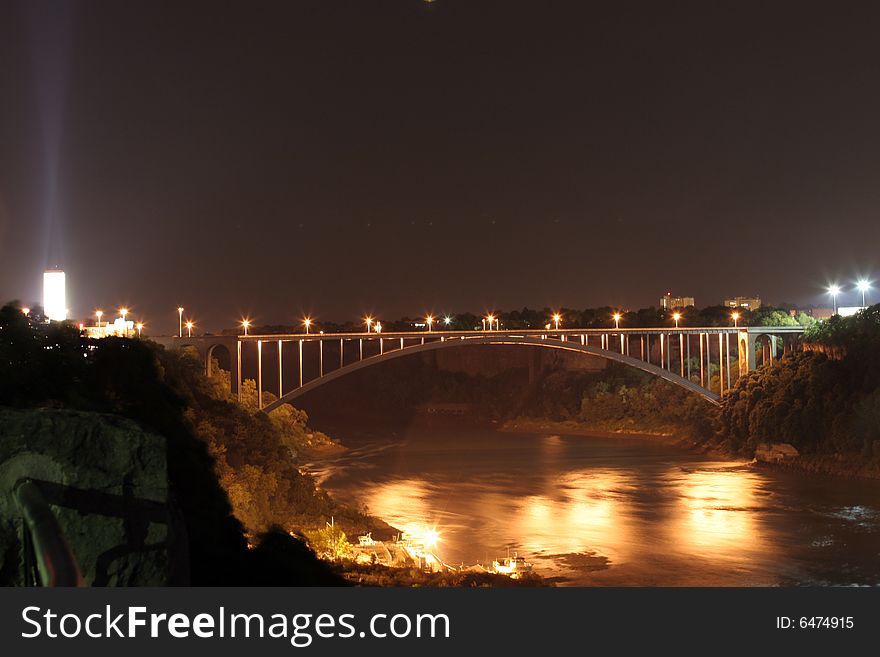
xmin=500 ymin=417 xmax=684 ymax=447
xmin=500 ymin=417 xmax=880 ymax=480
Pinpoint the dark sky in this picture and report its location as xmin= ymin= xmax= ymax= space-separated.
xmin=1 ymin=1 xmax=879 ymax=333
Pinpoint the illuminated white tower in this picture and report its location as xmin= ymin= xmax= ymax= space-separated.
xmin=43 ymin=269 xmax=67 ymax=321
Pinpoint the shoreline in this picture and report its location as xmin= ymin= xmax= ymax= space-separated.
xmin=500 ymin=417 xmax=880 ymax=480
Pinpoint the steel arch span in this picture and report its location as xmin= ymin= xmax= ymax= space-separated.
xmin=260 ymin=335 xmax=720 ymax=413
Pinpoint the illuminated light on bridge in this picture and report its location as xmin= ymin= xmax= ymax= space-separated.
xmin=303 ymin=317 xmax=312 ymax=334
xmin=95 ymin=310 xmax=104 ymax=327
xmin=177 ymin=307 xmax=184 ymax=337
xmin=552 ymin=313 xmax=562 ymax=330
xmin=21 ymin=307 xmax=30 ymax=316
xmin=169 ymin=323 xmax=806 ymax=413
xmin=673 ymin=312 xmax=681 ymax=329
xmin=185 ymin=320 xmax=194 ymax=337
xmin=731 ymin=312 xmax=740 ymax=327
xmin=425 ymin=315 xmax=435 ymax=332
xmin=136 ymin=322 xmax=144 ymax=337
xmin=119 ymin=308 xmax=129 ymax=322
xmin=612 ymin=313 xmax=621 ymax=330
xmin=443 ymin=315 xmax=453 ymax=327
xmin=364 ymin=316 xmax=374 ymax=333
xmin=241 ymin=319 xmax=251 ymax=335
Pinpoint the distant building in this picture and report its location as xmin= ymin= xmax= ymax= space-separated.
xmin=724 ymin=296 xmax=762 ymax=311
xmin=809 ymin=307 xmax=834 ymax=320
xmin=43 ymin=269 xmax=67 ymax=321
xmin=82 ymin=318 xmax=135 ymax=338
xmin=659 ymin=292 xmax=695 ymax=310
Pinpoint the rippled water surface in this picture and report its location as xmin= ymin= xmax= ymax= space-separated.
xmin=310 ymin=429 xmax=880 ymax=585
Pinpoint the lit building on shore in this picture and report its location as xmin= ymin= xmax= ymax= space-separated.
xmin=724 ymin=296 xmax=762 ymax=311
xmin=660 ymin=292 xmax=695 ymax=310
xmin=43 ymin=269 xmax=67 ymax=321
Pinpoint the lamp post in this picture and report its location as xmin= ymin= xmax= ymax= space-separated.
xmin=136 ymin=322 xmax=144 ymax=337
xmin=444 ymin=316 xmax=452 ymax=328
xmin=552 ymin=313 xmax=561 ymax=330
xmin=857 ymin=280 xmax=871 ymax=307
xmin=612 ymin=313 xmax=621 ymax=330
xmin=241 ymin=319 xmax=250 ymax=336
xmin=120 ymin=308 xmax=128 ymax=322
xmin=303 ymin=317 xmax=312 ymax=334
xmin=95 ymin=310 xmax=103 ymax=328
xmin=177 ymin=307 xmax=184 ymax=337
xmin=185 ymin=320 xmax=194 ymax=338
xmin=732 ymin=312 xmax=740 ymax=328
xmin=828 ymin=284 xmax=840 ymax=315
xmin=426 ymin=315 xmax=434 ymax=332
xmin=486 ymin=314 xmax=496 ymax=331
xmin=673 ymin=312 xmax=681 ymax=329
xmin=365 ymin=317 xmax=373 ymax=333
xmin=21 ymin=307 xmax=30 ymax=317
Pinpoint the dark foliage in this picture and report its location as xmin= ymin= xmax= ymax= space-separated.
xmin=718 ymin=305 xmax=880 ymax=458
xmin=0 ymin=302 xmax=342 ymax=585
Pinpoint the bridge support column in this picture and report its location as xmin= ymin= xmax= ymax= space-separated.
xmin=738 ymin=330 xmax=752 ymax=374
xmin=679 ymin=333 xmax=684 ymax=377
xmin=235 ymin=340 xmax=242 ymax=401
xmin=278 ymin=340 xmax=283 ymax=397
xmin=725 ymin=333 xmax=731 ymax=391
xmin=699 ymin=333 xmax=704 ymax=387
xmin=257 ymin=340 xmax=263 ymax=410
xmin=686 ymin=334 xmax=691 ymax=380
xmin=718 ymin=333 xmax=724 ymax=397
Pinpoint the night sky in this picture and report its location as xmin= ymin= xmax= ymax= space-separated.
xmin=1 ymin=1 xmax=879 ymax=333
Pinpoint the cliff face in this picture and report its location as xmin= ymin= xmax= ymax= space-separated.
xmin=0 ymin=407 xmax=181 ymax=586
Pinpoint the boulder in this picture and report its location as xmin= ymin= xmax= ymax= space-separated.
xmin=0 ymin=407 xmax=181 ymax=586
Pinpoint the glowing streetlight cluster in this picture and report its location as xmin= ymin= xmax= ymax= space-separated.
xmin=827 ymin=279 xmax=872 ymax=314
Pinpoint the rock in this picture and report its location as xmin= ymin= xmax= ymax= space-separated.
xmin=0 ymin=407 xmax=180 ymax=586
xmin=754 ymin=442 xmax=800 ymax=463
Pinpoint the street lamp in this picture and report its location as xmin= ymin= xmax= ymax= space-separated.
xmin=828 ymin=284 xmax=841 ymax=314
xmin=364 ymin=316 xmax=373 ymax=333
xmin=119 ymin=307 xmax=129 ymax=322
xmin=136 ymin=322 xmax=144 ymax=337
xmin=303 ymin=317 xmax=312 ymax=334
xmin=732 ymin=312 xmax=740 ymax=327
xmin=444 ymin=315 xmax=453 ymax=327
xmin=241 ymin=319 xmax=250 ymax=335
xmin=21 ymin=307 xmax=30 ymax=317
xmin=375 ymin=321 xmax=382 ymax=333
xmin=95 ymin=310 xmax=104 ymax=327
xmin=486 ymin=314 xmax=495 ymax=331
xmin=856 ymin=279 xmax=871 ymax=307
xmin=552 ymin=313 xmax=561 ymax=330
xmin=612 ymin=313 xmax=621 ymax=330
xmin=425 ymin=315 xmax=434 ymax=332
xmin=177 ymin=307 xmax=184 ymax=337
xmin=673 ymin=312 xmax=681 ymax=329
xmin=185 ymin=320 xmax=194 ymax=338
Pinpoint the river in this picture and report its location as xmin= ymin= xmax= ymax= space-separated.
xmin=309 ymin=426 xmax=880 ymax=585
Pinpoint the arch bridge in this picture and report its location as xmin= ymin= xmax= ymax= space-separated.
xmin=167 ymin=326 xmax=805 ymax=412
